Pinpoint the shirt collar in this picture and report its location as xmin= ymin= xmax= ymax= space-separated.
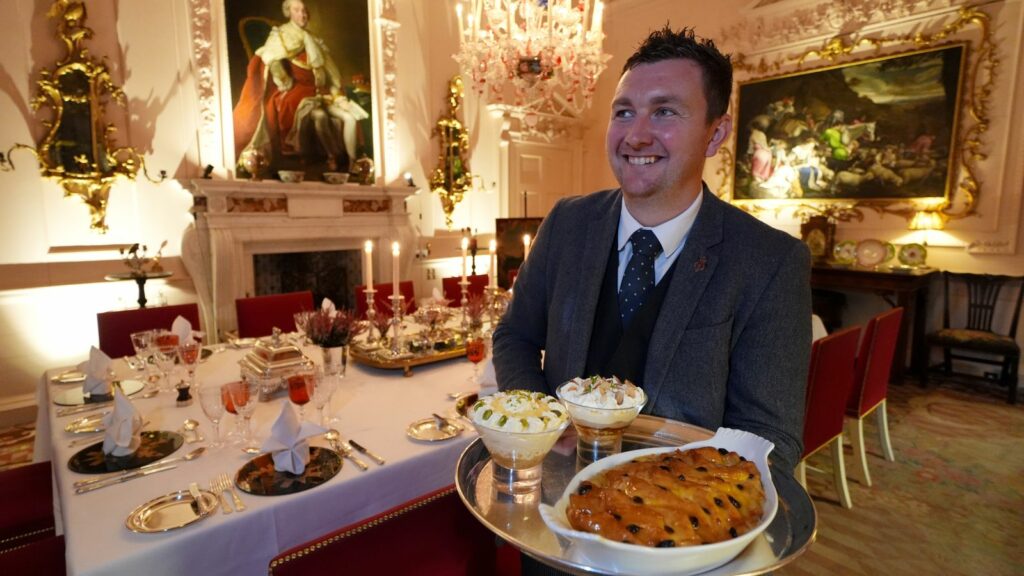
xmin=617 ymin=191 xmax=704 ymax=258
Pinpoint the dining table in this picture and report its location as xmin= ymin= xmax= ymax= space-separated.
xmin=34 ymin=334 xmax=481 ymax=576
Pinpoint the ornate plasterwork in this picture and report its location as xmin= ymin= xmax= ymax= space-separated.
xmin=376 ymin=0 xmax=400 ymax=168
xmin=720 ymin=0 xmax=958 ymax=52
xmin=726 ymin=4 xmax=997 ymax=227
xmin=343 ymin=198 xmax=391 ymax=213
xmin=187 ymin=0 xmax=218 ymax=169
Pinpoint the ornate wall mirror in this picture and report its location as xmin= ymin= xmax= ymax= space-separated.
xmin=429 ymin=76 xmax=472 ymax=230
xmin=0 ymin=0 xmax=163 ymax=233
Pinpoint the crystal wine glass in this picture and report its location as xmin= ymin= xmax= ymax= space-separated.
xmin=129 ymin=330 xmax=153 ymax=375
xmin=221 ymin=382 xmax=242 ymax=441
xmin=466 ymin=331 xmax=487 ymax=385
xmin=287 ymin=367 xmax=314 ymax=421
xmin=198 ymin=384 xmax=225 ymax=448
xmin=178 ymin=340 xmax=201 ymax=393
xmin=230 ymin=378 xmax=260 ymax=454
xmin=309 ymin=367 xmax=335 ymax=427
xmin=152 ymin=345 xmax=178 ymax=392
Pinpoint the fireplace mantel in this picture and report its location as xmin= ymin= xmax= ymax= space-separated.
xmin=184 ymin=179 xmax=416 ymax=340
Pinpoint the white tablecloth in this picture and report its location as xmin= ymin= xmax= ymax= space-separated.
xmin=35 ymin=340 xmax=480 ymax=576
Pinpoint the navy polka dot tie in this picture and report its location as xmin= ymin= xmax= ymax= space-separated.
xmin=619 ymin=229 xmax=663 ymax=328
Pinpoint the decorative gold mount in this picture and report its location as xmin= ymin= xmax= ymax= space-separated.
xmin=729 ymin=5 xmax=995 ymax=227
xmin=0 ymin=0 xmax=165 ymax=233
xmin=429 ymin=76 xmax=471 ymax=230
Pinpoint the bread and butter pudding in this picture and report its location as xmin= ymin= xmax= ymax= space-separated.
xmin=565 ymin=446 xmax=766 ymax=547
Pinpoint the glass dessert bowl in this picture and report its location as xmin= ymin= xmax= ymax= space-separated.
xmin=469 ymin=390 xmax=569 ymax=494
xmin=556 ymin=376 xmax=647 ymax=463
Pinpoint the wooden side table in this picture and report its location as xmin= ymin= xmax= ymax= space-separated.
xmin=104 ymin=271 xmax=173 ymax=308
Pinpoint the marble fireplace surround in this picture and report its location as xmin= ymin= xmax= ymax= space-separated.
xmin=185 ymin=179 xmax=415 ymax=341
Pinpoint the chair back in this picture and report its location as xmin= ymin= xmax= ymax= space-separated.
xmin=235 ymin=290 xmax=314 ymax=338
xmin=355 ymin=281 xmax=417 ymax=318
xmin=850 ymin=308 xmax=904 ymax=417
xmin=97 ymin=303 xmax=201 ymax=358
xmin=442 ymin=274 xmax=489 ymax=306
xmin=943 ymin=272 xmax=1024 ymax=337
xmin=268 ymin=486 xmax=497 ymax=576
xmin=803 ymin=325 xmax=861 ymax=457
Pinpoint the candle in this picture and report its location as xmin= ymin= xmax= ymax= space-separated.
xmin=522 ymin=233 xmax=532 ymax=262
xmin=363 ymin=240 xmax=374 ymax=287
xmin=461 ymin=237 xmax=469 ymax=283
xmin=391 ymin=241 xmax=400 ymax=297
xmin=489 ymin=239 xmax=497 ymax=287
xmin=455 ymin=3 xmax=464 ymax=40
xmin=591 ymin=0 xmax=603 ymax=34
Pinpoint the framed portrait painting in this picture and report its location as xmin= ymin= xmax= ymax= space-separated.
xmin=732 ymin=44 xmax=967 ymax=204
xmin=225 ymin=0 xmax=374 ymax=180
xmin=495 ymin=217 xmax=543 ymax=289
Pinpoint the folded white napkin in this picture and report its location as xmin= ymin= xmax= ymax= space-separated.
xmin=261 ymin=403 xmax=326 ymax=474
xmin=321 ymin=297 xmax=336 ymax=315
xmin=102 ymin=387 xmax=143 ymax=456
xmin=78 ymin=346 xmax=112 ymax=397
xmin=171 ymin=315 xmax=195 ymax=344
xmin=477 ymin=359 xmax=498 ymax=396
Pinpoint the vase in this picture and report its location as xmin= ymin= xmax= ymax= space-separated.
xmin=320 ymin=345 xmax=347 ymax=377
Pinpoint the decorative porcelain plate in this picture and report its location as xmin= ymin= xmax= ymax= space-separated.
xmin=898 ymin=243 xmax=927 ymax=267
xmin=833 ymin=240 xmax=857 ymax=265
xmin=68 ymin=431 xmax=184 ymax=474
xmin=855 ymin=239 xmax=891 ymax=268
xmin=234 ymin=447 xmax=342 ymax=496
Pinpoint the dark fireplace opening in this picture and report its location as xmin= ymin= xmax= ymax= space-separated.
xmin=253 ymin=250 xmax=361 ymax=310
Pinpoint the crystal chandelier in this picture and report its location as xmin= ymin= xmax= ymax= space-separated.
xmin=453 ymin=0 xmax=611 ymax=118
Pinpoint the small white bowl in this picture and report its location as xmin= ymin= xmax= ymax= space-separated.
xmin=323 ymin=172 xmax=350 ymax=185
xmin=540 ymin=428 xmax=778 ymax=576
xmin=278 ymin=170 xmax=305 ymax=183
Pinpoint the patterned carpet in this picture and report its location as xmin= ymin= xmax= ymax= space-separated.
xmin=1 ymin=379 xmax=1020 ymax=574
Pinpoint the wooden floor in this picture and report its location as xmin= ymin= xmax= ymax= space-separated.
xmin=4 ymin=377 xmax=1021 ymax=575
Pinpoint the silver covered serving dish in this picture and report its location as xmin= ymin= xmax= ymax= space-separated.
xmin=238 ymin=328 xmax=312 ymax=400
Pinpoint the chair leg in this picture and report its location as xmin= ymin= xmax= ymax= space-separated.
xmin=831 ymin=438 xmax=853 ymax=509
xmin=876 ymin=399 xmax=895 ymax=462
xmin=796 ymin=461 xmax=807 ymax=489
xmin=847 ymin=418 xmax=871 ymax=487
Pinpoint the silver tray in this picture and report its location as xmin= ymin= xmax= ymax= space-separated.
xmin=455 ymin=415 xmax=817 ymax=575
xmin=125 ymin=489 xmax=218 ymax=533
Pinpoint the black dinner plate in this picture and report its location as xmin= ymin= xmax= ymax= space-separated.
xmin=68 ymin=431 xmax=183 ymax=474
xmin=234 ymin=447 xmax=342 ymax=496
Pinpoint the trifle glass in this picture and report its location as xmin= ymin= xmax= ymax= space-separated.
xmin=469 ymin=390 xmax=569 ymax=494
xmin=556 ymin=376 xmax=647 ymax=464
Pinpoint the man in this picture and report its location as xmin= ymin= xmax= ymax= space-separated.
xmin=492 ymin=26 xmax=811 ymax=474
xmin=233 ymin=0 xmax=367 ymax=173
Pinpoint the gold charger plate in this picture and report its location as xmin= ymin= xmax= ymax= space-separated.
xmin=54 ymin=379 xmax=146 ymax=406
xmin=407 ymin=417 xmax=462 ymax=442
xmin=126 ymin=489 xmax=218 ymax=533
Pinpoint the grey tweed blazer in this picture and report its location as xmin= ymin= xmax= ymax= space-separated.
xmin=492 ymin=187 xmax=812 ymax=472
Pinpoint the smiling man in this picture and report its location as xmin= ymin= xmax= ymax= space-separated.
xmin=493 ymin=27 xmax=812 ymax=475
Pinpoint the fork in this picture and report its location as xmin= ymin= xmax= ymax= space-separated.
xmin=220 ymin=473 xmax=246 ymax=512
xmin=211 ymin=477 xmax=232 ymax=514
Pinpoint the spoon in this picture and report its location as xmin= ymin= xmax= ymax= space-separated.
xmin=182 ymin=419 xmax=203 ymax=443
xmin=325 ymin=429 xmax=368 ymax=471
xmin=73 ymin=447 xmax=207 ymax=488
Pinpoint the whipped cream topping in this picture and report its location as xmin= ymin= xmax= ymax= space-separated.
xmin=558 ymin=376 xmax=644 ymax=409
xmin=471 ymin=390 xmax=567 ymax=433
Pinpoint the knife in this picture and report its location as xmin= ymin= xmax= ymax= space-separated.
xmin=73 ymin=445 xmax=201 ymax=488
xmin=432 ymin=412 xmax=463 ymax=432
xmin=57 ymin=402 xmax=113 ymax=418
xmin=75 ymin=463 xmax=177 ymax=494
xmin=348 ymin=439 xmax=386 ymax=465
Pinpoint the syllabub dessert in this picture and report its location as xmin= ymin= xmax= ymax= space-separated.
xmin=557 ymin=375 xmax=647 ymax=431
xmin=566 ymin=446 xmax=766 ymax=547
xmin=470 ymin=390 xmax=570 ymax=470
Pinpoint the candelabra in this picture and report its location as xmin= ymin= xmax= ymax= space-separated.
xmin=486 ymin=286 xmax=502 ymax=328
xmin=459 ymin=280 xmax=471 ymax=334
xmin=363 ymin=288 xmax=378 ymax=345
xmin=389 ymin=294 xmax=406 ymax=355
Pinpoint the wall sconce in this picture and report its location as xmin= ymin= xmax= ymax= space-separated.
xmin=908 ymin=210 xmax=946 ymax=231
xmin=0 ymin=0 xmax=164 ymax=233
xmin=403 ymin=171 xmax=416 ymax=188
xmin=429 ymin=76 xmax=471 ymax=230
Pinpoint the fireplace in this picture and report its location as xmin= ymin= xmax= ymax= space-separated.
xmin=184 ymin=179 xmax=415 ymax=340
xmin=253 ymin=249 xmax=362 ymax=309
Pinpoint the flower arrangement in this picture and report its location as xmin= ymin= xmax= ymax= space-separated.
xmin=466 ymin=294 xmax=487 ymax=329
xmin=305 ymin=308 xmax=365 ymax=348
xmin=371 ymin=305 xmax=393 ymax=338
xmin=119 ymin=241 xmax=167 ymax=277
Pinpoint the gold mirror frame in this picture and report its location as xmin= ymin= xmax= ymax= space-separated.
xmin=0 ymin=0 xmax=163 ymax=233
xmin=724 ymin=5 xmax=995 ymax=227
xmin=429 ymin=76 xmax=472 ymax=230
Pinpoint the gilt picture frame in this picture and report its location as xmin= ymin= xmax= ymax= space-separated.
xmin=732 ymin=44 xmax=967 ymax=204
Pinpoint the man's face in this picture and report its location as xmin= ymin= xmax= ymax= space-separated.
xmin=288 ymin=0 xmax=309 ymax=28
xmin=606 ymin=59 xmax=730 ymax=208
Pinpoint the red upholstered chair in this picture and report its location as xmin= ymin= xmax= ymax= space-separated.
xmin=798 ymin=325 xmax=861 ymax=509
xmin=355 ymin=281 xmax=417 ymax=318
xmin=235 ymin=290 xmax=314 ymax=338
xmin=442 ymin=274 xmax=490 ymax=306
xmin=268 ymin=486 xmax=510 ymax=576
xmin=0 ymin=462 xmax=54 ymax=554
xmin=0 ymin=535 xmax=65 ymax=575
xmin=846 ymin=307 xmax=904 ymax=487
xmin=97 ymin=303 xmax=201 ymax=358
